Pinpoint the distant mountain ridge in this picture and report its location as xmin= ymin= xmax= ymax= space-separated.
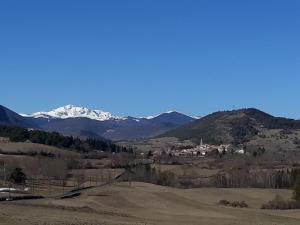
xmin=1 ymin=105 xmax=196 ymax=140
xmin=101 ymin=111 xmax=195 ymax=140
xmin=0 ymin=105 xmax=38 ymax=128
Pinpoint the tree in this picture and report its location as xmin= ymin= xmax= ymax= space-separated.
xmin=252 ymin=151 xmax=258 ymax=157
xmin=74 ymin=170 xmax=86 ymax=189
xmin=10 ymin=168 xmax=26 ymax=184
xmin=293 ymin=174 xmax=300 ymax=201
xmin=147 ymin=150 xmax=153 ymax=159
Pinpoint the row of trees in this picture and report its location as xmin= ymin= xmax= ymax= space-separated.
xmin=120 ymin=165 xmax=178 ymax=187
xmin=130 ymin=166 xmax=300 ymax=191
xmin=213 ymin=168 xmax=300 ymax=189
xmin=0 ymin=125 xmax=131 ymax=153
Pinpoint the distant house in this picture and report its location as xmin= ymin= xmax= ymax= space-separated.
xmin=236 ymin=149 xmax=245 ymax=154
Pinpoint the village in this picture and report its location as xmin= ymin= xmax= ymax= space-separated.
xmin=149 ymin=139 xmax=246 ymax=160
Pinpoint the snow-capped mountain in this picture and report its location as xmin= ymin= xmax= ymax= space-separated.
xmin=21 ymin=105 xmax=198 ymax=122
xmin=19 ymin=105 xmax=197 ymax=140
xmin=21 ymin=104 xmax=124 ymax=121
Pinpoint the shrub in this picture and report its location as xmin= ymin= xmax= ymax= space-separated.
xmin=218 ymin=200 xmax=248 ymax=208
xmin=179 ymin=178 xmax=194 ymax=188
xmin=9 ymin=168 xmax=26 ymax=184
xmin=261 ymin=195 xmax=300 ymax=210
xmin=219 ymin=200 xmax=230 ymax=206
xmin=234 ymin=201 xmax=248 ymax=208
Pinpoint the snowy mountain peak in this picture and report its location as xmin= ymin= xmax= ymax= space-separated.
xmin=142 ymin=110 xmax=181 ymax=120
xmin=165 ymin=110 xmax=177 ymax=114
xmin=21 ymin=105 xmax=123 ymax=121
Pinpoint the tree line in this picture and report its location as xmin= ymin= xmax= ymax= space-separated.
xmin=213 ymin=168 xmax=300 ymax=189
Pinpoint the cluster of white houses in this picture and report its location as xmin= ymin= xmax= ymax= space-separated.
xmin=152 ymin=139 xmax=245 ymax=158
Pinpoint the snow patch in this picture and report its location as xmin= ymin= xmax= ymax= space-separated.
xmin=143 ymin=110 xmax=178 ymax=120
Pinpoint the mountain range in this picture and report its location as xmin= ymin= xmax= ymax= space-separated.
xmin=2 ymin=104 xmax=300 ymax=151
xmin=0 ymin=105 xmax=196 ymax=140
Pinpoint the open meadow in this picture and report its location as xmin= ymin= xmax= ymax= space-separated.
xmin=1 ymin=182 xmax=300 ymax=225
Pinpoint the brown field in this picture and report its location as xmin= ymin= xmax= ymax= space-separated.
xmin=0 ymin=142 xmax=80 ymax=158
xmin=119 ymin=137 xmax=196 ymax=153
xmin=1 ymin=182 xmax=300 ymax=225
xmin=156 ymin=164 xmax=218 ymax=177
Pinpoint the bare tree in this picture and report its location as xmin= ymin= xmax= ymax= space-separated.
xmin=73 ymin=170 xmax=86 ymax=189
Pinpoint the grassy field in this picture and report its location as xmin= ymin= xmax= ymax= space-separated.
xmin=1 ymin=182 xmax=300 ymax=225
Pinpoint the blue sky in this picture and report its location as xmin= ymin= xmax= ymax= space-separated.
xmin=1 ymin=0 xmax=299 ymax=118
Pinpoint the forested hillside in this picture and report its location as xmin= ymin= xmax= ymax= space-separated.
xmin=0 ymin=125 xmax=131 ymax=153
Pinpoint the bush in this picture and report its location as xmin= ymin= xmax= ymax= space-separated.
xmin=179 ymin=178 xmax=194 ymax=188
xmin=219 ymin=200 xmax=230 ymax=206
xmin=10 ymin=168 xmax=26 ymax=184
xmin=218 ymin=200 xmax=248 ymax=208
xmin=156 ymin=171 xmax=177 ymax=187
xmin=261 ymin=195 xmax=300 ymax=210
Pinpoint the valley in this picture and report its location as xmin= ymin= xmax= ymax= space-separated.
xmin=2 ymin=1 xmax=299 ymax=224
xmin=1 ymin=105 xmax=300 ymax=225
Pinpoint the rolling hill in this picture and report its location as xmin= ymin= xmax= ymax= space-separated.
xmin=161 ymin=108 xmax=300 ymax=147
xmin=2 ymin=182 xmax=299 ymax=225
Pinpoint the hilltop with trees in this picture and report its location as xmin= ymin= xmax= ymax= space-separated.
xmin=160 ymin=108 xmax=300 ymax=150
xmin=0 ymin=125 xmax=131 ymax=153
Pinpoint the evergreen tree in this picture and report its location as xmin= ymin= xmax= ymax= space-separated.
xmin=293 ymin=174 xmax=300 ymax=201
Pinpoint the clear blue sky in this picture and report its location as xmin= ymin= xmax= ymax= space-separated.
xmin=1 ymin=0 xmax=299 ymax=118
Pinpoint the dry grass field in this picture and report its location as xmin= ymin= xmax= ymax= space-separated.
xmin=0 ymin=142 xmax=80 ymax=157
xmin=119 ymin=137 xmax=196 ymax=153
xmin=1 ymin=182 xmax=300 ymax=225
xmin=156 ymin=164 xmax=218 ymax=177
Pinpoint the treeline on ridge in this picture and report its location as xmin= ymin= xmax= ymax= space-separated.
xmin=0 ymin=125 xmax=131 ymax=153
